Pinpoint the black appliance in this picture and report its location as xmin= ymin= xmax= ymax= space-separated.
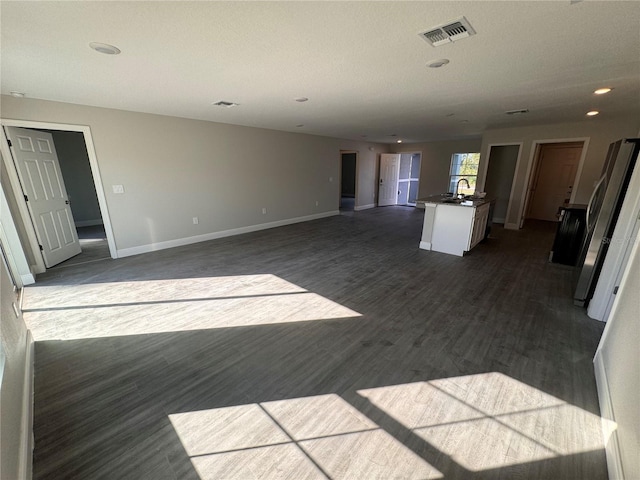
xmin=550 ymin=204 xmax=587 ymax=265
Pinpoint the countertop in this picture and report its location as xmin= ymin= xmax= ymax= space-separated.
xmin=416 ymin=194 xmax=493 ymax=208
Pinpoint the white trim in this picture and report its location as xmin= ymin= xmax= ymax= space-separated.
xmin=74 ymin=219 xmax=104 ymax=228
xmin=18 ymin=330 xmax=35 ymax=480
xmin=117 ymin=211 xmax=340 ymax=258
xmin=518 ymin=137 xmax=589 ymax=228
xmin=1 ymin=118 xmax=119 ymax=270
xmin=0 ymin=183 xmax=32 ymax=287
xmin=354 ymin=203 xmax=376 ymax=211
xmin=594 ymin=351 xmax=624 ymax=480
xmin=419 ymin=241 xmax=432 ymax=250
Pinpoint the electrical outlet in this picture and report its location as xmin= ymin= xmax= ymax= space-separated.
xmin=112 ymin=184 xmax=124 ymax=194
xmin=262 ymin=207 xmax=267 ymax=215
xmin=329 ymin=177 xmax=333 ymax=182
xmin=192 ymin=217 xmax=199 ymax=225
xmin=315 ymin=200 xmax=319 ymax=206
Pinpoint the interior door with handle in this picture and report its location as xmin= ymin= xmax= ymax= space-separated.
xmin=378 ymin=154 xmax=400 ymax=207
xmin=5 ymin=126 xmax=81 ymax=267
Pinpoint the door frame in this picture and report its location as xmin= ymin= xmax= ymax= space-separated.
xmin=339 ymin=150 xmax=358 ymax=210
xmin=518 ymin=137 xmax=590 ymax=229
xmin=1 ymin=118 xmax=117 ymax=274
xmin=479 ymin=142 xmax=522 ymax=226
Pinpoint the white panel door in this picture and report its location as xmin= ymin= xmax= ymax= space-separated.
xmin=5 ymin=127 xmax=81 ymax=267
xmin=527 ymin=145 xmax=581 ymax=221
xmin=378 ymin=154 xmax=400 ymax=207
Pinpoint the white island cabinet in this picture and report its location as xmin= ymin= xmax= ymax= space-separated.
xmin=418 ymin=197 xmax=491 ymax=257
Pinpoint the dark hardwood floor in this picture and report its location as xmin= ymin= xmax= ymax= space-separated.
xmin=25 ymin=206 xmax=608 ymax=479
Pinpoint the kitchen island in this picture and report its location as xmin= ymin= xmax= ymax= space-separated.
xmin=416 ymin=195 xmax=493 ymax=256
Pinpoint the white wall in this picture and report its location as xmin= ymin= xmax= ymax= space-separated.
xmin=479 ymin=115 xmax=640 ymax=227
xmin=1 ymin=95 xmax=384 ymax=255
xmin=391 ymin=138 xmax=482 ymax=198
xmin=0 ymin=259 xmax=32 ymax=480
xmin=594 ymin=221 xmax=640 ymax=479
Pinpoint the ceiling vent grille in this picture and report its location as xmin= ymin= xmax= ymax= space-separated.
xmin=419 ymin=17 xmax=476 ymax=47
xmin=505 ymin=108 xmax=529 ymax=115
xmin=212 ymin=100 xmax=239 ymax=108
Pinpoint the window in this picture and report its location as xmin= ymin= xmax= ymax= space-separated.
xmin=449 ymin=152 xmax=480 ymax=195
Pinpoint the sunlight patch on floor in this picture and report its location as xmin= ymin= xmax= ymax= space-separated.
xmin=169 ymin=394 xmax=442 ymax=480
xmin=22 ymin=274 xmax=361 ymax=341
xmin=358 ymin=372 xmax=611 ymax=472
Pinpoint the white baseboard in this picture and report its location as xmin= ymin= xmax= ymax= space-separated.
xmin=18 ymin=330 xmax=34 ymax=480
xmin=21 ymin=273 xmax=35 ymax=286
xmin=74 ymin=219 xmax=103 ymax=227
xmin=117 ymin=211 xmax=340 ymax=258
xmin=354 ymin=204 xmax=376 ymax=211
xmin=594 ymin=351 xmax=624 ymax=480
xmin=504 ymin=222 xmax=520 ymax=230
xmin=419 ymin=241 xmax=432 ymax=250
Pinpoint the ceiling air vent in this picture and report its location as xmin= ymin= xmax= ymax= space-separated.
xmin=212 ymin=100 xmax=239 ymax=108
xmin=505 ymin=108 xmax=529 ymax=115
xmin=419 ymin=16 xmax=476 ymax=47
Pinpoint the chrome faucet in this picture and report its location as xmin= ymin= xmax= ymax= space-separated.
xmin=454 ymin=178 xmax=470 ymax=198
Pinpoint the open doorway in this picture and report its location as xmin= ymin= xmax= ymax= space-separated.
xmin=1 ymin=119 xmax=116 ymax=275
xmin=524 ymin=141 xmax=585 ymax=223
xmin=340 ymin=151 xmax=357 ymax=211
xmin=39 ymin=129 xmax=110 ymax=267
xmin=378 ymin=152 xmax=422 ymax=207
xmin=483 ymin=144 xmax=520 ymax=224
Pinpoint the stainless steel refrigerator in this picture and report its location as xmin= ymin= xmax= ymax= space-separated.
xmin=574 ymin=138 xmax=640 ymax=307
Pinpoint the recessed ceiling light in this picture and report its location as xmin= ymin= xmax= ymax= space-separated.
xmin=586 ymin=110 xmax=599 ymax=116
xmin=9 ymin=91 xmax=25 ymax=98
xmin=427 ymin=58 xmax=450 ymax=68
xmin=397 ymin=140 xmax=403 ymax=143
xmin=89 ymin=42 xmax=121 ymax=55
xmin=594 ymin=87 xmax=612 ymax=95
xmin=294 ymin=97 xmax=309 ymax=102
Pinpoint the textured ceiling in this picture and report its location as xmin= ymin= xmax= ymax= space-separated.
xmin=1 ymin=1 xmax=639 ymax=143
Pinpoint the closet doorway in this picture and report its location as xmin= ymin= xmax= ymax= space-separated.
xmin=340 ymin=151 xmax=357 ymax=211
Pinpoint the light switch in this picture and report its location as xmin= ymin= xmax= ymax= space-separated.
xmin=112 ymin=184 xmax=125 ymax=194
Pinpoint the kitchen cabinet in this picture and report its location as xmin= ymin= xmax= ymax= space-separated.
xmin=418 ymin=196 xmax=491 ymax=257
